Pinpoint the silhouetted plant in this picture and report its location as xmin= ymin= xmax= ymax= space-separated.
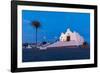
xmin=83 ymin=42 xmax=87 ymax=45
xmin=42 ymin=41 xmax=47 ymax=45
xmin=23 ymin=43 xmax=28 ymax=48
xmin=31 ymin=21 xmax=41 ymax=48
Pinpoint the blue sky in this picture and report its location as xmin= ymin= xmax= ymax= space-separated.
xmin=22 ymin=10 xmax=90 ymax=43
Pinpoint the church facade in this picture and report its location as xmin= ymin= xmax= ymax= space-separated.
xmin=59 ymin=28 xmax=84 ymax=45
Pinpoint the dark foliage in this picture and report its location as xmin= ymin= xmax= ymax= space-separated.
xmin=32 ymin=21 xmax=41 ymax=28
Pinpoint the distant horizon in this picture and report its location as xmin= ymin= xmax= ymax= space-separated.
xmin=22 ymin=10 xmax=90 ymax=44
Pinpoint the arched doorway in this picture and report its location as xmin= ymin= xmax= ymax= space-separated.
xmin=67 ymin=36 xmax=70 ymax=41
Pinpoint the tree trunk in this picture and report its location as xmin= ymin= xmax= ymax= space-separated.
xmin=36 ymin=28 xmax=37 ymax=48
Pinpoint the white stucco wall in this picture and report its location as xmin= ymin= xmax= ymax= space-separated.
xmin=59 ymin=28 xmax=84 ymax=44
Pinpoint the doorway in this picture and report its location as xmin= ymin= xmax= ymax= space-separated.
xmin=67 ymin=36 xmax=70 ymax=41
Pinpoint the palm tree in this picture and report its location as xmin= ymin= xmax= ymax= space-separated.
xmin=32 ymin=21 xmax=41 ymax=48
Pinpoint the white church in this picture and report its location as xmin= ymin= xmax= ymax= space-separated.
xmin=59 ymin=28 xmax=84 ymax=45
xmin=39 ymin=28 xmax=85 ymax=50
